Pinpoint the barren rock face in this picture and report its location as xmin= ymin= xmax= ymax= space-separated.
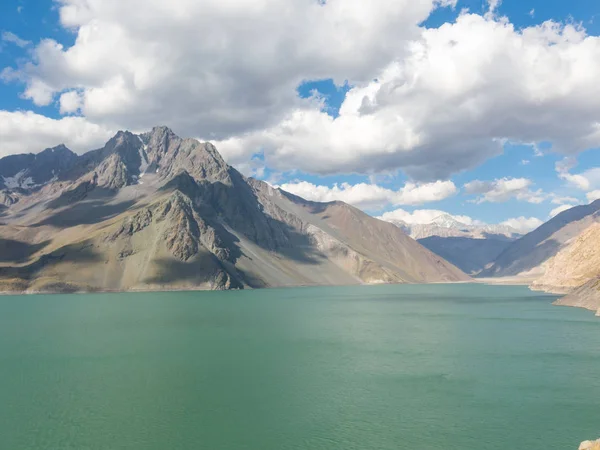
xmin=533 ymin=223 xmax=600 ymax=293
xmin=555 ymin=277 xmax=600 ymax=315
xmin=0 ymin=190 xmax=18 ymax=208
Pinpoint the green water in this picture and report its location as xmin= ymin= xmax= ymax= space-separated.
xmin=0 ymin=284 xmax=598 ymax=450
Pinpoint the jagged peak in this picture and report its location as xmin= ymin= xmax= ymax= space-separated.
xmin=431 ymin=214 xmax=469 ymax=228
xmin=34 ymin=145 xmax=78 ymax=163
xmin=107 ymin=129 xmax=139 ymax=145
xmin=151 ymin=125 xmax=176 ymax=135
xmin=40 ymin=144 xmax=74 ymax=154
xmin=145 ymin=125 xmax=180 ymax=142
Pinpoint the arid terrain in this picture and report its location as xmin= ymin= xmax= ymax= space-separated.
xmin=0 ymin=127 xmax=469 ymax=294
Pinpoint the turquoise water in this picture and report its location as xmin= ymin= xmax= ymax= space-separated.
xmin=0 ymin=284 xmax=598 ymax=450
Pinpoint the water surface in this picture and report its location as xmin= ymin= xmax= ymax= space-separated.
xmin=0 ymin=284 xmax=598 ymax=449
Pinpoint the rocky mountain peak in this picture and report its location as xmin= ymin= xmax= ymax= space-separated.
xmin=431 ymin=214 xmax=468 ymax=229
xmin=0 ymin=144 xmax=79 ymax=191
xmin=38 ymin=144 xmax=76 ymax=157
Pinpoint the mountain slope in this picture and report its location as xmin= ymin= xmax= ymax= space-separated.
xmin=531 ymin=223 xmax=600 ymax=293
xmin=481 ymin=201 xmax=600 ymax=278
xmin=418 ymin=236 xmax=513 ymax=275
xmin=554 ymin=278 xmax=600 ymax=316
xmin=268 ymin=191 xmax=467 ymax=283
xmin=0 ymin=127 xmax=469 ymax=293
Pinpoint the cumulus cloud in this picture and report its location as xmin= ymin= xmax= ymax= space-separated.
xmin=4 ymin=0 xmax=448 ymax=141
xmin=500 ymin=216 xmax=543 ymax=233
xmin=549 ymin=204 xmax=575 ymax=218
xmin=59 ymin=90 xmax=83 ymax=115
xmin=278 ymin=180 xmax=457 ymax=211
xmin=0 ymin=111 xmax=113 ymax=156
xmin=464 ymin=177 xmax=545 ymax=204
xmin=2 ymin=4 xmax=600 ymax=180
xmin=378 ymin=208 xmax=479 ymax=225
xmin=216 ymin=14 xmax=600 ymax=179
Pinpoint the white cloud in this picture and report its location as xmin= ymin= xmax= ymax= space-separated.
xmin=278 ymin=180 xmax=457 ymax=211
xmin=59 ymin=90 xmax=83 ymax=115
xmin=378 ymin=208 xmax=478 ymax=225
xmin=3 ymin=6 xmax=600 ymax=179
xmin=464 ymin=177 xmax=545 ymax=204
xmin=215 ymin=15 xmax=600 ymax=179
xmin=556 ymin=157 xmax=591 ymax=190
xmin=556 ymin=158 xmax=600 ymax=193
xmin=549 ymin=204 xmax=575 ymax=218
xmin=4 ymin=0 xmax=448 ymax=142
xmin=486 ymin=0 xmax=502 ymax=17
xmin=549 ymin=194 xmax=579 ymax=205
xmin=531 ymin=143 xmax=544 ymax=157
xmin=1 ymin=31 xmax=31 ymax=48
xmin=500 ymin=216 xmax=543 ymax=233
xmin=0 ymin=110 xmax=113 ymax=156
xmin=587 ymin=190 xmax=600 ymax=202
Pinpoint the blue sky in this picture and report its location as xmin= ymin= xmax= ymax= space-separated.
xmin=1 ymin=0 xmax=600 ymax=231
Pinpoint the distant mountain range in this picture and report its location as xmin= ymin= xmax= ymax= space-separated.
xmin=387 ymin=214 xmax=521 ymax=240
xmin=382 ymin=215 xmax=521 ymax=275
xmin=383 ymin=203 xmax=600 ymax=315
xmin=0 ymin=127 xmax=468 ymax=293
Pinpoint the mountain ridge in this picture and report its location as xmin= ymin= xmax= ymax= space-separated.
xmin=481 ymin=200 xmax=600 ymax=278
xmin=381 ymin=216 xmax=521 ymax=275
xmin=0 ymin=126 xmax=469 ymax=293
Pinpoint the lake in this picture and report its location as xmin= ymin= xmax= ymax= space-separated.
xmin=0 ymin=284 xmax=598 ymax=449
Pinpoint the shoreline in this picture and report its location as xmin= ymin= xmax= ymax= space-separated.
xmin=472 ymin=276 xmax=535 ymax=286
xmin=0 ymin=278 xmax=531 ymax=297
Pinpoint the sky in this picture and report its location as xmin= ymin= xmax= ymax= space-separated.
xmin=1 ymin=0 xmax=600 ymax=233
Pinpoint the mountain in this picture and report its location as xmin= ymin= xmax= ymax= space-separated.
xmin=473 ymin=202 xmax=600 ymax=314
xmin=382 ymin=215 xmax=521 ymax=275
xmin=481 ymin=200 xmax=600 ymax=278
xmin=0 ymin=127 xmax=469 ymax=293
xmin=528 ymin=222 xmax=600 ymax=315
xmin=387 ymin=215 xmax=520 ymax=240
xmin=0 ymin=145 xmax=78 ymax=191
xmin=417 ymin=236 xmax=515 ymax=275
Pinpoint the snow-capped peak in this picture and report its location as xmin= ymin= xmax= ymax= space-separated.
xmin=431 ymin=214 xmax=470 ymax=229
